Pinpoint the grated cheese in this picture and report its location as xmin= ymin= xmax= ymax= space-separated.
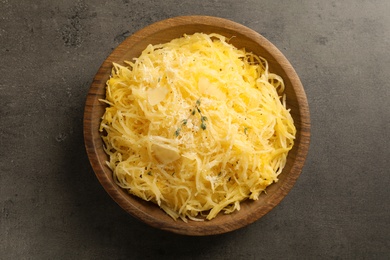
xmin=99 ymin=33 xmax=296 ymax=221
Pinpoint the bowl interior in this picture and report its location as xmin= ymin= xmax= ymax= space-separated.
xmin=84 ymin=16 xmax=310 ymax=236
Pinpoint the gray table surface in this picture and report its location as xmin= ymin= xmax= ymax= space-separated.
xmin=1 ymin=0 xmax=389 ymax=259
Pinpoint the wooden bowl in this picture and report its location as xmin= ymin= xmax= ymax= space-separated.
xmin=84 ymin=16 xmax=310 ymax=236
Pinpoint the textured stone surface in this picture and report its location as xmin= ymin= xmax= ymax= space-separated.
xmin=1 ymin=0 xmax=389 ymax=259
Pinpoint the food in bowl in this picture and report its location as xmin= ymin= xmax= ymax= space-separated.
xmin=99 ymin=32 xmax=296 ymax=221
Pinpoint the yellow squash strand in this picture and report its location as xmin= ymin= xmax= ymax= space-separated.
xmin=99 ymin=33 xmax=296 ymax=221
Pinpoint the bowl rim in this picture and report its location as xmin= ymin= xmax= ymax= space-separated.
xmin=83 ymin=15 xmax=310 ymax=236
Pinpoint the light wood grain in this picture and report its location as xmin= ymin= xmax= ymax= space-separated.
xmin=83 ymin=16 xmax=310 ymax=236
